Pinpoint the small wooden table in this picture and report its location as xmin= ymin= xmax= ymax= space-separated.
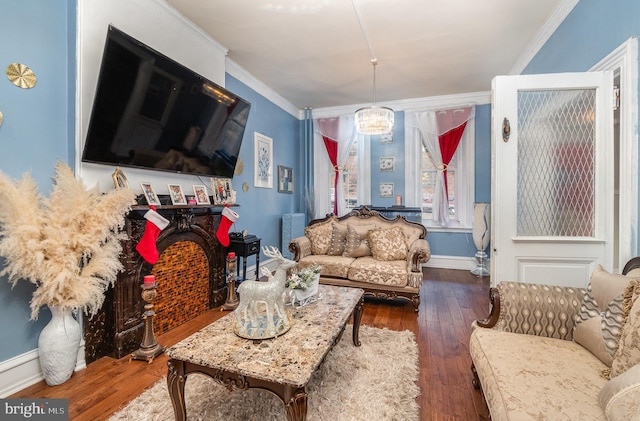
xmin=227 ymin=235 xmax=261 ymax=280
xmin=165 ymin=285 xmax=364 ymax=421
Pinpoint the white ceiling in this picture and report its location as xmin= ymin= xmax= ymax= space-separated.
xmin=164 ymin=0 xmax=570 ymax=110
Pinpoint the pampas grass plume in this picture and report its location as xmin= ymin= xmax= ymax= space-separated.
xmin=0 ymin=162 xmax=137 ymax=319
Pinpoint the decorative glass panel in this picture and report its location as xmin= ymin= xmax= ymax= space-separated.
xmin=517 ymin=89 xmax=596 ymax=237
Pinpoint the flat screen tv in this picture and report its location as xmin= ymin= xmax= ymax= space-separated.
xmin=82 ymin=25 xmax=251 ymax=179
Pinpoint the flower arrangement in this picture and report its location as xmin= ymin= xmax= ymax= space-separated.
xmin=286 ymin=265 xmax=321 ymax=290
xmin=0 ymin=162 xmax=136 ymax=319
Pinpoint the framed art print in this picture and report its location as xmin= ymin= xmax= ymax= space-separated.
xmin=167 ymin=184 xmax=187 ymax=205
xmin=380 ymin=132 xmax=394 ymax=144
xmin=254 ymin=132 xmax=273 ymax=188
xmin=140 ymin=182 xmax=161 ymax=206
xmin=379 ymin=182 xmax=394 ymax=197
xmin=277 ymin=165 xmax=294 ymax=193
xmin=193 ymin=185 xmax=211 ymax=205
xmin=380 ymin=157 xmax=395 ymax=172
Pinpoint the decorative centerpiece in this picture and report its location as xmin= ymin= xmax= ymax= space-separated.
xmin=233 ymin=246 xmax=295 ymax=339
xmin=0 ymin=162 xmax=136 ymax=385
xmin=286 ymin=264 xmax=322 ymax=307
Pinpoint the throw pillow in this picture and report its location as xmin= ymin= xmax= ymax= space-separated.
xmin=368 ymin=226 xmax=408 ymax=261
xmin=327 ymin=223 xmax=348 ymax=256
xmin=610 ymin=280 xmax=640 ymax=378
xmin=342 ymin=223 xmax=376 ymax=258
xmin=304 ymin=219 xmax=333 ymax=255
xmin=573 ymin=265 xmax=631 ymax=366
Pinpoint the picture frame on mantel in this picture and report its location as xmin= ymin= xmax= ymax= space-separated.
xmin=140 ymin=182 xmax=161 ymax=206
xmin=112 ymin=167 xmax=129 ymax=189
xmin=254 ymin=132 xmax=273 ymax=188
xmin=167 ymin=184 xmax=187 ymax=205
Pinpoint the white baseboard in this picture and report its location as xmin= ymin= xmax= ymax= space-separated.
xmin=0 ymin=342 xmax=86 ymax=398
xmin=424 ymin=255 xmax=486 ymax=272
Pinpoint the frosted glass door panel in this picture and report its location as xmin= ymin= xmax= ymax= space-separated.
xmin=517 ymin=89 xmax=596 ymax=237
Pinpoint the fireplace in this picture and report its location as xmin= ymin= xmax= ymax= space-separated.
xmin=84 ymin=205 xmax=229 ymax=362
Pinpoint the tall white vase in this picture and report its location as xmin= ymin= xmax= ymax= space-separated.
xmin=38 ymin=305 xmax=81 ymax=386
xmin=471 ymin=203 xmax=491 ymax=276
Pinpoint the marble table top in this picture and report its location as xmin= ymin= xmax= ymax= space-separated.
xmin=165 ymin=285 xmax=364 ymax=388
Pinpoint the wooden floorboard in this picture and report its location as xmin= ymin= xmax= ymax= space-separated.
xmin=9 ymin=267 xmax=490 ymax=421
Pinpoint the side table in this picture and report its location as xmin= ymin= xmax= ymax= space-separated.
xmin=227 ymin=236 xmax=261 ymax=281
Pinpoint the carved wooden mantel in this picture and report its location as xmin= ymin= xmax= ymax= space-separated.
xmin=84 ymin=204 xmax=230 ymax=362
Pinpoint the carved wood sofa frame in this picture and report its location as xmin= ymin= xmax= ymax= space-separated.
xmin=289 ymin=206 xmax=430 ymax=311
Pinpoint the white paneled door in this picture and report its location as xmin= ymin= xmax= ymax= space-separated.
xmin=491 ymin=71 xmax=614 ymax=288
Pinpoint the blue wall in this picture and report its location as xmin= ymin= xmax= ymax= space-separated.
xmin=224 ymin=75 xmax=300 ymax=259
xmin=0 ymin=0 xmax=75 ymax=360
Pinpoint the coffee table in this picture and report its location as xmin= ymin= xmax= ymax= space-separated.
xmin=165 ymin=285 xmax=364 ymax=421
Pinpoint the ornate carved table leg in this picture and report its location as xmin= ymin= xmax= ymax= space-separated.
xmin=284 ymin=386 xmax=308 ymax=421
xmin=352 ymin=294 xmax=364 ymax=346
xmin=167 ymin=359 xmax=187 ymax=421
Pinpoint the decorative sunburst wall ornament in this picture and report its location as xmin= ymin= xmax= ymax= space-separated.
xmin=6 ymin=63 xmax=37 ymax=89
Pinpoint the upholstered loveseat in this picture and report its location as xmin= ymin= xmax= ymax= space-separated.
xmin=470 ymin=258 xmax=640 ymax=420
xmin=288 ymin=206 xmax=430 ymax=311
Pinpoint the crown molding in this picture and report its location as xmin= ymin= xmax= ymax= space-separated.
xmin=509 ymin=0 xmax=580 ymax=75
xmin=310 ymin=91 xmax=491 ymax=119
xmin=225 ymin=59 xmax=300 ymax=118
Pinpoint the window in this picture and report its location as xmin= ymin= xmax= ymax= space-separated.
xmin=421 ymin=149 xmax=457 ymax=219
xmin=330 ymin=137 xmax=370 ymax=212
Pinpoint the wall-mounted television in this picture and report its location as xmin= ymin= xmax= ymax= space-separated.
xmin=82 ymin=25 xmax=251 ymax=179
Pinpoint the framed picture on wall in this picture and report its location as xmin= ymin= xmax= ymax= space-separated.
xmin=379 ymin=182 xmax=394 ymax=197
xmin=140 ymin=182 xmax=161 ymax=206
xmin=380 ymin=132 xmax=394 ymax=144
xmin=254 ymin=132 xmax=273 ymax=188
xmin=277 ymin=165 xmax=294 ymax=193
xmin=380 ymin=156 xmax=395 ymax=172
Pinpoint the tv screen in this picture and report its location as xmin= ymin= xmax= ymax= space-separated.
xmin=82 ymin=26 xmax=251 ymax=179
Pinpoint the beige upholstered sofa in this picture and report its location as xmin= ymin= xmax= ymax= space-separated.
xmin=470 ymin=258 xmax=640 ymax=421
xmin=288 ymin=206 xmax=430 ymax=311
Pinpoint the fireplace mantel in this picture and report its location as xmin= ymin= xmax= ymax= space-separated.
xmin=84 ymin=204 xmax=232 ymax=362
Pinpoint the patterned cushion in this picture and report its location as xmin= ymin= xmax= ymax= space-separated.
xmin=494 ymin=282 xmax=584 ymax=340
xmin=599 ymin=363 xmax=640 ymax=420
xmin=574 ymin=265 xmax=631 ymax=366
xmin=342 ymin=223 xmax=376 ymax=258
xmin=610 ymin=280 xmax=640 ymax=378
xmin=304 ymin=219 xmax=333 ymax=255
xmin=348 ymin=257 xmax=408 ymax=287
xmin=327 ymin=223 xmax=348 ymax=256
xmin=368 ymin=226 xmax=408 ymax=261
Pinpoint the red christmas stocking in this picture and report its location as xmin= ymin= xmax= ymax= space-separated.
xmin=217 ymin=205 xmax=239 ymax=247
xmin=136 ymin=205 xmax=170 ymax=264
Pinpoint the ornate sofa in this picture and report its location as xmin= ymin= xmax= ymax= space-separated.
xmin=288 ymin=206 xmax=430 ymax=311
xmin=470 ymin=258 xmax=640 ymax=420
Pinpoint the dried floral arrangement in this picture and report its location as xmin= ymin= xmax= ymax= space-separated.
xmin=0 ymin=162 xmax=136 ymax=319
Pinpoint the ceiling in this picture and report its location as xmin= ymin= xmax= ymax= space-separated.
xmin=164 ymin=0 xmax=568 ymax=110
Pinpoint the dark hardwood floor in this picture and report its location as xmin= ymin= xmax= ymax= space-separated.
xmin=10 ymin=267 xmax=490 ymax=420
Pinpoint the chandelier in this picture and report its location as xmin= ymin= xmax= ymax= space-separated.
xmin=352 ymin=0 xmax=394 ymax=136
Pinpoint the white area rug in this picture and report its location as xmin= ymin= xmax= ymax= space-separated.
xmin=109 ymin=325 xmax=420 ymax=420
